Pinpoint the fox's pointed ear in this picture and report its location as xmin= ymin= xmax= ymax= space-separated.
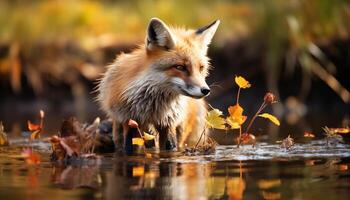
xmin=196 ymin=20 xmax=220 ymax=46
xmin=146 ymin=18 xmax=175 ymax=51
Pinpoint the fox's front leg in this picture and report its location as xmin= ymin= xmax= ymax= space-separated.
xmin=112 ymin=119 xmax=128 ymax=151
xmin=155 ymin=125 xmax=177 ymax=151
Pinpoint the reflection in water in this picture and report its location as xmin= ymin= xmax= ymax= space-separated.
xmin=51 ymin=164 xmax=102 ymax=189
xmin=1 ymin=146 xmax=350 ymax=199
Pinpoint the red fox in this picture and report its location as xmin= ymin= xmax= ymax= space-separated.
xmin=98 ymin=18 xmax=220 ymax=150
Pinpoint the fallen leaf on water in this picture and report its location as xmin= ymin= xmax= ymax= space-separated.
xmin=227 ymin=104 xmax=247 ymax=129
xmin=132 ymin=138 xmax=144 ymax=146
xmin=205 ymin=109 xmax=226 ymax=130
xmin=304 ymin=131 xmax=315 ymax=138
xmin=235 ymin=76 xmax=251 ymax=89
xmin=0 ymin=121 xmax=9 ymax=146
xmin=258 ymin=113 xmax=280 ymax=126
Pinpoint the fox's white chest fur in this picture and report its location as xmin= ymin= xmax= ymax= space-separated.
xmin=113 ymin=71 xmax=186 ymax=129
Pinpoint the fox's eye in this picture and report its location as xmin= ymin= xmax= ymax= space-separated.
xmin=199 ymin=65 xmax=204 ymax=72
xmin=175 ymin=65 xmax=187 ymax=72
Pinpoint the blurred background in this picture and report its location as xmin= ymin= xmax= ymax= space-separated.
xmin=0 ymin=0 xmax=349 ymax=140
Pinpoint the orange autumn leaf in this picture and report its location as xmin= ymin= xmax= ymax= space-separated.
xmin=258 ymin=113 xmax=280 ymax=126
xmin=304 ymin=131 xmax=315 ymax=138
xmin=227 ymin=104 xmax=247 ymax=129
xmin=235 ymin=76 xmax=251 ymax=89
xmin=27 ymin=120 xmax=41 ymax=131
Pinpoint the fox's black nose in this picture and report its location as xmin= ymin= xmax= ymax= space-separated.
xmin=201 ymin=88 xmax=211 ymax=95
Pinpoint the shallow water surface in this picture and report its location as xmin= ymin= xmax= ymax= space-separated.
xmin=1 ymin=140 xmax=350 ymax=200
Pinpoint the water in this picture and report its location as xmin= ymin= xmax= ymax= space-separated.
xmin=1 ymin=140 xmax=350 ymax=200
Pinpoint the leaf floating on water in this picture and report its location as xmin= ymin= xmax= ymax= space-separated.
xmin=235 ymin=76 xmax=251 ymax=89
xmin=258 ymin=113 xmax=280 ymax=126
xmin=206 ymin=109 xmax=226 ymax=130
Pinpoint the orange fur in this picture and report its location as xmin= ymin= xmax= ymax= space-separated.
xmin=98 ymin=18 xmax=219 ymax=150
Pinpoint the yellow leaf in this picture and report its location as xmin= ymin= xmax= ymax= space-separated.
xmin=143 ymin=132 xmax=155 ymax=140
xmin=226 ymin=117 xmax=240 ymax=129
xmin=235 ymin=76 xmax=251 ymax=89
xmin=132 ymin=138 xmax=144 ymax=146
xmin=206 ymin=109 xmax=226 ymax=130
xmin=258 ymin=113 xmax=280 ymax=126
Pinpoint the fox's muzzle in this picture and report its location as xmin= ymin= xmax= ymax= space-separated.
xmin=170 ymin=77 xmax=210 ymax=98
